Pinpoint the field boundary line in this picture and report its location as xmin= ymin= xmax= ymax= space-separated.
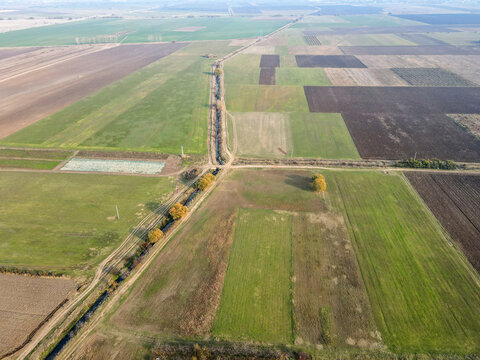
xmin=56 ymin=167 xmax=228 ymax=360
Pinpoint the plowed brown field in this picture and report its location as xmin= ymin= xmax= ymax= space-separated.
xmin=0 ymin=43 xmax=187 ymax=138
xmin=406 ymin=173 xmax=480 ymax=273
xmin=0 ymin=274 xmax=75 ymax=358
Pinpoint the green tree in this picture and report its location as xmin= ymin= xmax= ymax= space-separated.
xmin=195 ymin=173 xmax=216 ymax=190
xmin=148 ymin=228 xmax=164 ymax=243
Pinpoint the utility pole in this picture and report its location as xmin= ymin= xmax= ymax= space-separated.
xmin=181 ymin=145 xmax=184 ymax=158
xmin=291 ymin=148 xmax=294 ymax=160
xmin=116 ymin=205 xmax=120 ymax=220
xmin=414 ymin=151 xmax=417 ymax=160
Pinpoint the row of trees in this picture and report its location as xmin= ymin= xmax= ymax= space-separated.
xmin=147 ymin=172 xmax=217 ymax=244
xmin=396 ymin=158 xmax=457 ymax=170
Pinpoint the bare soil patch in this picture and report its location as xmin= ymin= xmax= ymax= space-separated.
xmin=0 ymin=43 xmax=187 ymax=138
xmin=325 ymin=68 xmax=407 ymax=86
xmin=260 ymin=54 xmax=280 ymax=68
xmin=340 ymin=45 xmax=478 ymax=55
xmin=259 ymin=68 xmax=276 ymax=85
xmin=174 ymin=26 xmax=206 ymax=32
xmin=398 ymin=33 xmax=448 ymax=45
xmin=406 ymin=172 xmax=480 ymax=272
xmin=341 ymin=112 xmax=480 ymax=161
xmin=304 ymin=86 xmax=480 ymax=114
xmin=296 ymin=55 xmax=366 ymax=68
xmin=447 ymin=114 xmax=480 ymax=139
xmin=0 ymin=274 xmax=75 ymax=358
xmin=391 ymin=67 xmax=475 ymax=86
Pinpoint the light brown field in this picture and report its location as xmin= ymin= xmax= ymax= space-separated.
xmin=419 ymin=55 xmax=480 ymax=85
xmin=0 ymin=18 xmax=75 ymax=33
xmin=0 ymin=43 xmax=186 ymax=138
xmin=0 ymin=274 xmax=76 ymax=358
xmin=288 ymin=45 xmax=343 ymax=55
xmin=447 ymin=114 xmax=480 ymax=139
xmin=243 ymin=45 xmax=276 ymax=54
xmin=228 ymin=38 xmax=255 ymax=47
xmin=355 ymin=55 xmax=436 ymax=68
xmin=233 ymin=112 xmax=292 ymax=157
xmin=325 ymin=68 xmax=408 ymax=86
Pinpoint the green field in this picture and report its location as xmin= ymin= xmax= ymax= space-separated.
xmin=224 ymin=54 xmax=261 ymax=85
xmin=226 ymin=85 xmax=309 ymax=112
xmin=213 ymin=208 xmax=294 ymax=343
xmin=233 ymin=112 xmax=359 ymax=159
xmin=0 ymin=172 xmax=174 ymax=276
xmin=0 ymin=17 xmax=289 ymax=47
xmin=0 ymin=158 xmax=60 ymax=170
xmin=276 ymin=68 xmax=331 ymax=86
xmin=291 ymin=14 xmax=422 ymax=29
xmin=326 ymin=171 xmax=480 ymax=353
xmin=2 ymin=42 xmax=236 ymax=155
xmin=0 ymin=149 xmax=72 ymax=160
xmin=290 ymin=112 xmax=360 ymax=159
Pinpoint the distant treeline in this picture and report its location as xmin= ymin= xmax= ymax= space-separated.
xmin=396 ymin=158 xmax=457 ymax=170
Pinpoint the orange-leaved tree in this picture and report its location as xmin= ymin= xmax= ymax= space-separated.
xmin=196 ymin=173 xmax=216 ymax=190
xmin=169 ymin=203 xmax=189 ymax=220
xmin=148 ymin=228 xmax=164 ymax=243
xmin=311 ymin=174 xmax=327 ymax=193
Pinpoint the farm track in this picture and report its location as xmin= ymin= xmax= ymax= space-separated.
xmin=9 ymin=173 xmax=203 ymax=360
xmin=46 ymin=18 xmax=301 ymax=360
xmin=14 ymin=12 xmax=480 ymax=359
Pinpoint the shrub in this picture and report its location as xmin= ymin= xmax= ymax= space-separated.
xmin=195 ymin=173 xmax=216 ymax=190
xmin=311 ymin=174 xmax=327 ymax=193
xmin=214 ymin=68 xmax=223 ymax=76
xmin=169 ymin=203 xmax=189 ymax=220
xmin=148 ymin=228 xmax=164 ymax=243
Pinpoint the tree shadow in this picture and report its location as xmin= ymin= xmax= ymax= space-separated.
xmin=284 ymin=174 xmax=311 ymax=191
xmin=145 ymin=202 xmax=161 ymax=214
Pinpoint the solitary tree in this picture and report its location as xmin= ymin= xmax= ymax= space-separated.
xmin=148 ymin=228 xmax=164 ymax=243
xmin=311 ymin=174 xmax=327 ymax=193
xmin=196 ymin=173 xmax=216 ymax=190
xmin=214 ymin=67 xmax=223 ymax=76
xmin=169 ymin=203 xmax=189 ymax=220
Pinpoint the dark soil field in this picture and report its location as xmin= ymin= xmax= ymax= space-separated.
xmin=304 ymin=35 xmax=321 ymax=46
xmin=0 ymin=46 xmax=37 ymax=60
xmin=260 ymin=54 xmax=280 ymax=68
xmin=304 ymin=86 xmax=480 ymax=114
xmin=0 ymin=43 xmax=187 ymax=138
xmin=341 ymin=113 xmax=480 ymax=161
xmin=391 ymin=68 xmax=475 ymax=86
xmin=303 ymin=25 xmax=458 ymax=36
xmin=296 ymin=55 xmax=367 ymax=68
xmin=394 ymin=13 xmax=480 ymax=25
xmin=340 ymin=45 xmax=478 ymax=55
xmin=259 ymin=68 xmax=276 ymax=85
xmin=406 ymin=172 xmax=480 ymax=272
xmin=398 ymin=33 xmax=448 ymax=46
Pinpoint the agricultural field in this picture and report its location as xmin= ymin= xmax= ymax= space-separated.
xmin=0 ymin=274 xmax=76 ymax=358
xmin=0 ymin=43 xmax=186 ymax=139
xmin=391 ymin=67 xmax=475 ymax=86
xmin=0 ymin=171 xmax=174 ymax=277
xmin=0 ymin=17 xmax=290 ymax=47
xmin=2 ymin=41 xmax=238 ymax=154
xmin=447 ymin=114 xmax=480 ymax=139
xmin=72 ymin=168 xmax=480 ymax=357
xmin=406 ymin=173 xmax=480 ymax=272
